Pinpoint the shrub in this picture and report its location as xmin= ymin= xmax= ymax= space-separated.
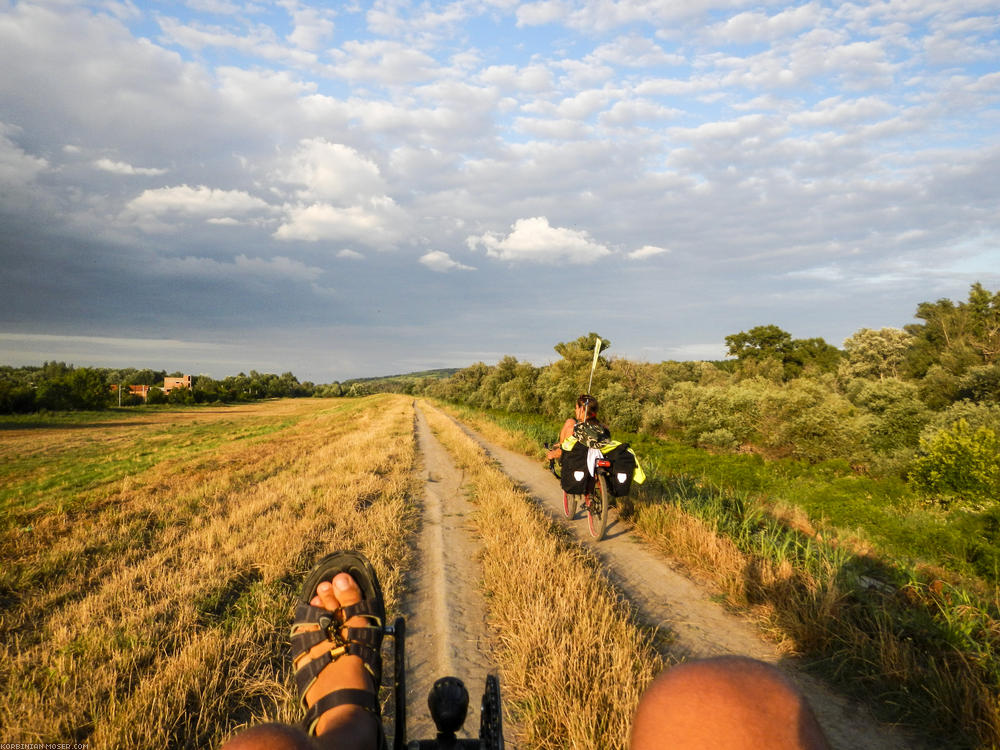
xmin=756 ymin=378 xmax=865 ymax=463
xmin=956 ymin=364 xmax=1000 ymax=404
xmin=698 ymin=428 xmax=739 ymax=450
xmin=909 ymin=419 xmax=1000 ymax=506
xmin=598 ymin=381 xmax=643 ymax=432
xmin=848 ymin=379 xmax=931 ymax=454
xmin=922 ymin=400 xmax=1000 ymax=438
xmin=146 ymin=388 xmax=168 ymax=405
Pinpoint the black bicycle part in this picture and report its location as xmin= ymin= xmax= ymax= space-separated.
xmin=405 ymin=673 xmax=505 ymax=749
xmin=390 ymin=617 xmax=406 ymax=750
xmin=480 ymin=674 xmax=504 ymax=750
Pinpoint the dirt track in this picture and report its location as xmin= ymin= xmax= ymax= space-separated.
xmin=400 ymin=406 xmax=499 ymax=742
xmin=403 ymin=403 xmax=917 ymax=750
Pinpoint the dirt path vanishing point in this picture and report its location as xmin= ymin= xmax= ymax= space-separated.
xmin=399 ymin=405 xmax=501 ymax=743
xmin=432 ymin=410 xmax=920 ymax=750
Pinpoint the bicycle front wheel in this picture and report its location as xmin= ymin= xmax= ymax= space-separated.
xmin=587 ymin=474 xmax=610 ymax=540
xmin=563 ymin=491 xmax=577 ymax=519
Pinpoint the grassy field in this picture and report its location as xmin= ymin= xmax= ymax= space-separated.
xmin=440 ymin=402 xmax=1000 ymax=749
xmin=1 ymin=396 xmax=665 ymax=750
xmin=0 ymin=397 xmax=419 ymax=747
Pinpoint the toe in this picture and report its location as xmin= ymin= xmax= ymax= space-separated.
xmin=309 ymin=572 xmax=362 ymax=613
xmin=331 ymin=573 xmax=362 ymax=610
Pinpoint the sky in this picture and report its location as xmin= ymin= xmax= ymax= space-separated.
xmin=1 ymin=0 xmax=999 ymax=383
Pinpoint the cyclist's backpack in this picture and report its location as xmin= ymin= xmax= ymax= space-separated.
xmin=559 ymin=440 xmax=590 ymax=494
xmin=603 ymin=442 xmax=639 ymax=497
xmin=573 ymin=419 xmax=611 ymax=448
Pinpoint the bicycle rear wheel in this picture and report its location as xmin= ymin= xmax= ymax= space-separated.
xmin=562 ymin=491 xmax=577 ymax=519
xmin=587 ymin=474 xmax=610 ymax=540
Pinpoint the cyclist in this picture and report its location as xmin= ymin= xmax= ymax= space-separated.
xmin=545 ymin=393 xmax=610 ymax=462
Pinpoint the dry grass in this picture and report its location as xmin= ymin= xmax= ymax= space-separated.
xmin=420 ymin=402 xmax=663 ymax=750
xmin=0 ymin=396 xmax=419 ymax=748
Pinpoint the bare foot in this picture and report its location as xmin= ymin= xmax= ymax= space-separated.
xmin=295 ymin=572 xmax=381 ymax=747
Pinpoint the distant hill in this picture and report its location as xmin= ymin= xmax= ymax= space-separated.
xmin=342 ymin=368 xmax=461 ymax=385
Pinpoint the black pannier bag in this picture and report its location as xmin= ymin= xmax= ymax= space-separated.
xmin=604 ymin=443 xmax=637 ymax=496
xmin=560 ymin=441 xmax=590 ymax=494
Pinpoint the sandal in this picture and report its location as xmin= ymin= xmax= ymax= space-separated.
xmin=290 ymin=550 xmax=387 ymax=741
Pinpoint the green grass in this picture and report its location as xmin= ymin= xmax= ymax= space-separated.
xmin=445 ymin=404 xmax=1000 ymax=585
xmin=0 ymin=403 xmax=336 ymax=520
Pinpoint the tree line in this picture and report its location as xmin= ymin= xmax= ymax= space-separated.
xmin=0 ymin=364 xmax=317 ymax=412
xmin=407 ymin=283 xmax=1000 ymax=505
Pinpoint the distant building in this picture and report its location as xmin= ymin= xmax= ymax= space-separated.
xmin=111 ymin=384 xmax=152 ymax=401
xmin=163 ymin=375 xmax=192 ymax=393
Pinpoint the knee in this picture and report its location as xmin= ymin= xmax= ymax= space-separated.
xmin=630 ymin=656 xmax=829 ymax=750
xmin=221 ymin=722 xmax=314 ymax=750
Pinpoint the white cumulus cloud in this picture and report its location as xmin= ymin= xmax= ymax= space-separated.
xmin=419 ymin=250 xmax=475 ymax=272
xmin=94 ymin=158 xmax=168 ymax=176
xmin=277 ymin=139 xmax=386 ymax=203
xmin=274 ymin=199 xmax=403 ymax=246
xmin=628 ymin=245 xmax=669 ymax=260
xmin=467 ymin=217 xmax=611 ymax=264
xmin=122 ymin=184 xmax=272 ymax=231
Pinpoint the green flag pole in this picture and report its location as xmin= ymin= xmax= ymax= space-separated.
xmin=586 ymin=337 xmax=602 ymax=394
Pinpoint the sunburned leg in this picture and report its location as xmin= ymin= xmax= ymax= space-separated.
xmin=629 ymin=656 xmax=831 ymax=750
xmin=222 ymin=572 xmax=380 ymax=750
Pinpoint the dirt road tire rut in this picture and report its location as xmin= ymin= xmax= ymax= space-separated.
xmin=400 ymin=405 xmax=497 ymax=742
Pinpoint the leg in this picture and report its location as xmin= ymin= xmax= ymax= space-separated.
xmin=222 ymin=571 xmax=381 ymax=750
xmin=630 ymin=656 xmax=831 ymax=750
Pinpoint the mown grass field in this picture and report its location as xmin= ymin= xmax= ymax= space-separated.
xmin=1 ymin=397 xmax=419 ymax=747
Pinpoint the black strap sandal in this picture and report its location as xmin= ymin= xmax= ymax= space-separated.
xmin=290 ymin=550 xmax=387 ymax=744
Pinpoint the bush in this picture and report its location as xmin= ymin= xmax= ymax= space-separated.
xmin=922 ymin=400 xmax=1000 ymax=438
xmin=146 ymin=388 xmax=168 ymax=405
xmin=0 ymin=382 xmax=36 ymax=413
xmin=756 ymin=378 xmax=864 ymax=462
xmin=698 ymin=428 xmax=739 ymax=450
xmin=597 ymin=381 xmax=643 ymax=432
xmin=909 ymin=419 xmax=1000 ymax=506
xmin=957 ymin=364 xmax=1000 ymax=404
xmin=848 ymin=378 xmax=931 ymax=454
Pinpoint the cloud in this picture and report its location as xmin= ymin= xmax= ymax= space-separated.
xmin=419 ymin=250 xmax=475 ymax=272
xmin=599 ymin=99 xmax=680 ymax=127
xmin=516 ymin=1 xmax=570 ymax=27
xmin=338 ymin=249 xmax=364 ymax=260
xmin=708 ymin=4 xmax=824 ymax=44
xmin=286 ymin=7 xmax=335 ymax=50
xmin=277 ymin=139 xmax=386 ymax=203
xmin=329 ymin=40 xmax=439 ymax=84
xmin=273 ymin=199 xmax=404 ymax=246
xmin=590 ymin=35 xmax=685 ymax=67
xmin=479 ymin=64 xmax=555 ymax=94
xmin=0 ymin=125 xmax=48 ymax=185
xmin=122 ymin=184 xmax=272 ymax=230
xmin=628 ymin=245 xmax=669 ymax=260
xmin=94 ymin=158 xmax=168 ymax=176
xmin=787 ymin=96 xmax=895 ymax=128
xmin=468 ymin=217 xmax=611 ymax=264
